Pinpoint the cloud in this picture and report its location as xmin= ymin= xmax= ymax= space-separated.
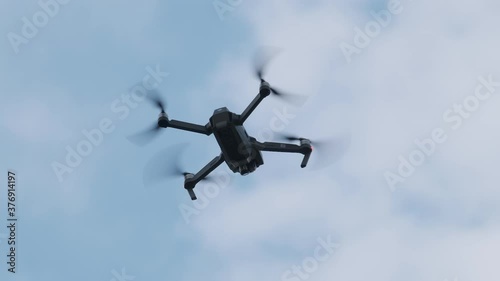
xmin=180 ymin=0 xmax=500 ymax=280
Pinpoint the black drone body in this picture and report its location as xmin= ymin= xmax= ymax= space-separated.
xmin=154 ymin=80 xmax=312 ymax=200
xmin=130 ymin=49 xmax=326 ymax=200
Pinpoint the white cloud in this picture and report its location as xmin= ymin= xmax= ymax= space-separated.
xmin=182 ymin=0 xmax=500 ymax=279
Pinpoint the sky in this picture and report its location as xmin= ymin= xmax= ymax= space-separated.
xmin=1 ymin=0 xmax=500 ymax=280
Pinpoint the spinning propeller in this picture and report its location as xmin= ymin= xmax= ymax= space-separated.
xmin=126 ymin=89 xmax=168 ymax=146
xmin=142 ymin=143 xmax=212 ymax=189
xmin=253 ymin=47 xmax=307 ymax=105
xmin=276 ymin=132 xmax=351 ymax=169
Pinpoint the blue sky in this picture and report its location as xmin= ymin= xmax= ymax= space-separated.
xmin=1 ymin=0 xmax=500 ymax=280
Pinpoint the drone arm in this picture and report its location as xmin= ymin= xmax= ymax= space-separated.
xmin=184 ymin=153 xmax=225 ymax=200
xmin=239 ymin=92 xmax=267 ymax=124
xmin=167 ymin=120 xmax=212 ymax=136
xmin=238 ymin=82 xmax=272 ymax=124
xmin=254 ymin=141 xmax=312 ymax=168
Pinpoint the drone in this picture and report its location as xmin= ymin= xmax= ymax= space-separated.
xmin=129 ymin=50 xmax=338 ymax=200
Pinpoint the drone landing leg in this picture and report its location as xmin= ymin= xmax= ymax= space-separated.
xmin=184 ymin=153 xmax=225 ymax=200
xmin=254 ymin=141 xmax=312 ymax=168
